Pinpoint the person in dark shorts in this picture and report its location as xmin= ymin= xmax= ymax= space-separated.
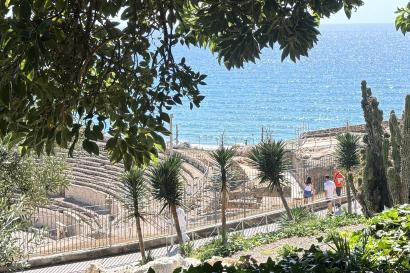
xmin=333 ymin=168 xmax=345 ymax=197
xmin=303 ymin=176 xmax=314 ymax=204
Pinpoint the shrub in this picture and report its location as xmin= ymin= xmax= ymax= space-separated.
xmin=192 ymin=213 xmax=364 ymax=261
xmin=276 ymin=244 xmax=301 ymax=258
xmin=349 ymin=204 xmax=410 ymax=271
xmin=180 ymin=242 xmax=194 ymax=257
xmin=279 ymin=207 xmax=315 ymax=228
xmin=174 ymin=206 xmax=410 ymax=273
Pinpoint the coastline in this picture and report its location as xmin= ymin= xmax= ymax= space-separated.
xmin=171 ymin=122 xmax=371 ymax=151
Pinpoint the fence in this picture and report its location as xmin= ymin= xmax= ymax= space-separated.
xmin=18 ymin=149 xmax=338 ymax=259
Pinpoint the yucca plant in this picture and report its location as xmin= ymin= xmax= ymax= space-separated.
xmin=122 ymin=167 xmax=148 ymax=263
xmin=149 ymin=155 xmax=184 ymax=244
xmin=210 ymin=145 xmax=236 ymax=247
xmin=335 ymin=133 xmax=361 ymax=214
xmin=248 ymin=140 xmax=293 ymax=220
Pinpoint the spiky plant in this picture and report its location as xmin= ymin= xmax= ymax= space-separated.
xmin=122 ymin=168 xmax=148 ymax=263
xmin=361 ymin=81 xmax=391 ymax=214
xmin=335 ymin=133 xmax=361 ymax=214
xmin=248 ymin=140 xmax=293 ymax=220
xmin=401 ymin=95 xmax=410 ymax=203
xmin=210 ymin=145 xmax=236 ymax=247
xmin=387 ymin=111 xmax=404 ymax=205
xmin=149 ymin=155 xmax=184 ymax=244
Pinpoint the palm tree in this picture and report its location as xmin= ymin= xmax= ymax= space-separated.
xmin=122 ymin=167 xmax=148 ymax=262
xmin=149 ymin=155 xmax=184 ymax=244
xmin=210 ymin=145 xmax=236 ymax=247
xmin=335 ymin=133 xmax=361 ymax=214
xmin=248 ymin=140 xmax=293 ymax=220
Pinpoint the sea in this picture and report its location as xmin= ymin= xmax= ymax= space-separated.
xmin=170 ymin=24 xmax=410 ymax=145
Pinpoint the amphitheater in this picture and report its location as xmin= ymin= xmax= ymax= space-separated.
xmin=21 ymin=133 xmax=346 ymax=260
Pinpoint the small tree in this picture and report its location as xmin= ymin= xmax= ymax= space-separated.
xmin=0 ymin=144 xmax=69 ymax=269
xmin=248 ymin=141 xmax=293 ymax=220
xmin=149 ymin=155 xmax=184 ymax=244
xmin=335 ymin=133 xmax=361 ymax=214
xmin=0 ymin=145 xmax=69 ymax=207
xmin=0 ymin=197 xmax=30 ymax=270
xmin=122 ymin=168 xmax=148 ymax=263
xmin=210 ymin=145 xmax=236 ymax=247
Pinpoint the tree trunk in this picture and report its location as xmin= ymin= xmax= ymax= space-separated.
xmin=221 ymin=184 xmax=228 ymax=246
xmin=346 ymin=172 xmax=353 ymax=214
xmin=277 ymin=185 xmax=293 ymax=220
xmin=135 ymin=213 xmax=146 ymax=263
xmin=348 ymin=177 xmax=372 ymax=217
xmin=170 ymin=204 xmax=183 ymax=244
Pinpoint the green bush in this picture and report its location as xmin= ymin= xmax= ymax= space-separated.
xmin=182 ymin=205 xmax=410 ymax=273
xmin=349 ymin=204 xmax=410 ymax=271
xmin=276 ymin=244 xmax=301 ymax=258
xmin=279 ymin=207 xmax=315 ymax=228
xmin=192 ymin=213 xmax=364 ymax=261
xmin=180 ymin=242 xmax=194 ymax=257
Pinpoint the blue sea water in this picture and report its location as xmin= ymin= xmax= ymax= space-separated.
xmin=170 ymin=24 xmax=410 ymax=145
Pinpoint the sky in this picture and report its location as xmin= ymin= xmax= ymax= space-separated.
xmin=322 ymin=0 xmax=409 ymax=24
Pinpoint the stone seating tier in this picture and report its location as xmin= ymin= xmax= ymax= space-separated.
xmin=51 ymin=199 xmax=102 ymax=229
xmin=70 ymin=165 xmax=122 ymax=183
xmin=72 ymin=162 xmax=124 ymax=178
xmin=68 ymin=172 xmax=125 ymax=195
xmin=68 ymin=180 xmax=123 ymax=202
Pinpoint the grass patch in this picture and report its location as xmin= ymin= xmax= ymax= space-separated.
xmin=259 ymin=249 xmax=275 ymax=255
xmin=276 ymin=244 xmax=301 ymax=258
xmin=191 ymin=208 xmax=364 ymax=261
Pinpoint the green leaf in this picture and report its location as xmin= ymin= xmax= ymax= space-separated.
xmin=19 ymin=0 xmax=32 ymax=20
xmin=82 ymin=139 xmax=99 ymax=155
xmin=0 ymin=83 xmax=11 ymax=106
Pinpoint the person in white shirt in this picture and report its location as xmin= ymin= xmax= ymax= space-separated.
xmin=303 ymin=176 xmax=314 ymax=205
xmin=324 ymin=175 xmax=336 ymax=214
xmin=176 ymin=207 xmax=190 ymax=243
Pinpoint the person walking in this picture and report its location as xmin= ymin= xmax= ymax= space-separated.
xmin=324 ymin=175 xmax=336 ymax=215
xmin=176 ymin=207 xmax=190 ymax=243
xmin=303 ymin=176 xmax=314 ymax=205
xmin=333 ymin=168 xmax=345 ymax=206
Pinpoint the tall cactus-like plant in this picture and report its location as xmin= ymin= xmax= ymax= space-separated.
xmin=361 ymin=81 xmax=391 ymax=215
xmin=401 ymin=95 xmax=410 ymax=203
xmin=387 ymin=111 xmax=404 ymax=205
xmin=382 ymin=134 xmax=390 ymax=170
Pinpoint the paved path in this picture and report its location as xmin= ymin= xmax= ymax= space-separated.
xmin=20 ymin=222 xmax=281 ymax=273
xmin=21 ymin=202 xmax=358 ymax=273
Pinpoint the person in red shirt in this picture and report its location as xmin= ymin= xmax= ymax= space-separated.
xmin=333 ymin=168 xmax=345 ymax=197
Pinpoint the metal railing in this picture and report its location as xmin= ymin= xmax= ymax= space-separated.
xmin=17 ymin=152 xmax=337 ymax=259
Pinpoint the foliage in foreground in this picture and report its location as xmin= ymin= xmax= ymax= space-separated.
xmin=0 ymin=145 xmax=69 ymax=270
xmin=177 ymin=205 xmax=410 ymax=273
xmin=192 ymin=208 xmax=363 ymax=261
xmin=0 ymin=0 xmax=363 ymax=168
xmin=0 ymin=198 xmax=29 ymax=270
xmin=349 ymin=205 xmax=410 ymax=271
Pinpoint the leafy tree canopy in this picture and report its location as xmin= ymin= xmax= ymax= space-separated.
xmin=396 ymin=2 xmax=410 ymax=34
xmin=0 ymin=0 xmax=362 ymax=169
